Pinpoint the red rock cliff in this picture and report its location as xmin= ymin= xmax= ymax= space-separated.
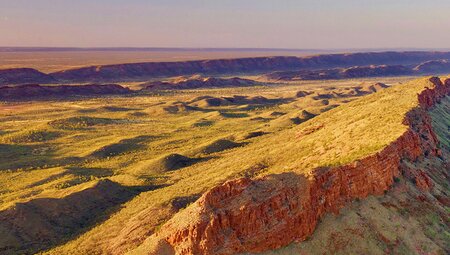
xmin=150 ymin=78 xmax=450 ymax=255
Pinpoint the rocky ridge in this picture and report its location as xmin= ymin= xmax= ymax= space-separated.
xmin=0 ymin=68 xmax=56 ymax=85
xmin=0 ymin=84 xmax=131 ymax=100
xmin=44 ymin=51 xmax=450 ymax=82
xmin=2 ymin=52 xmax=450 ymax=85
xmin=141 ymin=77 xmax=450 ymax=255
xmin=263 ymin=65 xmax=412 ymax=81
xmin=142 ymin=77 xmax=260 ymax=90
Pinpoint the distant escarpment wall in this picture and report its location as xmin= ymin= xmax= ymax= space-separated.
xmin=0 ymin=84 xmax=130 ymax=100
xmin=50 ymin=51 xmax=450 ymax=82
xmin=150 ymin=78 xmax=450 ymax=255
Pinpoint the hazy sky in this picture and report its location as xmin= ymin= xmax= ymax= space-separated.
xmin=1 ymin=0 xmax=450 ymax=49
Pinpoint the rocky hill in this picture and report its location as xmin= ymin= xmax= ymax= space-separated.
xmin=263 ymin=65 xmax=412 ymax=81
xmin=0 ymin=84 xmax=131 ymax=100
xmin=0 ymin=68 xmax=56 ymax=85
xmin=141 ymin=77 xmax=260 ymax=90
xmin=263 ymin=59 xmax=450 ymax=81
xmin=413 ymin=59 xmax=450 ymax=73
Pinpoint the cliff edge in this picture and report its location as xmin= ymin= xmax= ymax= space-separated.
xmin=132 ymin=77 xmax=450 ymax=255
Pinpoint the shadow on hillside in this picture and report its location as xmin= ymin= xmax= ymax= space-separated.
xmin=0 ymin=179 xmax=168 ymax=255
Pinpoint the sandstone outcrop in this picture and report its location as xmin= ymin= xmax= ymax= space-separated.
xmin=144 ymin=77 xmax=450 ymax=255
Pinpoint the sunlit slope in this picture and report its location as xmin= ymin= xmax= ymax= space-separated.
xmin=259 ymin=98 xmax=450 ymax=255
xmin=44 ymin=77 xmax=438 ymax=254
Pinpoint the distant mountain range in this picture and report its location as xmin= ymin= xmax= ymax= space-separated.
xmin=2 ymin=51 xmax=450 ymax=85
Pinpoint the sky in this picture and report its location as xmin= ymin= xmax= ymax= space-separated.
xmin=1 ymin=0 xmax=450 ymax=49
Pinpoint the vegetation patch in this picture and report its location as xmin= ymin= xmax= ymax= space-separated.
xmin=198 ymin=139 xmax=244 ymax=154
xmin=192 ymin=119 xmax=214 ymax=127
xmin=1 ymin=129 xmax=62 ymax=143
xmin=219 ymin=112 xmax=249 ymax=118
xmin=170 ymin=194 xmax=201 ymax=211
xmin=90 ymin=136 xmax=153 ymax=158
xmin=243 ymin=131 xmax=269 ymax=139
xmin=101 ymin=106 xmax=136 ymax=112
xmin=135 ymin=153 xmax=201 ymax=175
xmin=429 ymin=97 xmax=450 ymax=150
xmin=49 ymin=116 xmax=119 ymax=130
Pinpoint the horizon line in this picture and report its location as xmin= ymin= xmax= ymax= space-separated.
xmin=1 ymin=46 xmax=450 ymax=53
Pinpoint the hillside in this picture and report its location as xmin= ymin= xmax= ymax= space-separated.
xmin=263 ymin=65 xmax=413 ymax=81
xmin=413 ymin=59 xmax=450 ymax=73
xmin=141 ymin=77 xmax=261 ymax=91
xmin=0 ymin=84 xmax=131 ymax=100
xmin=0 ymin=68 xmax=56 ymax=86
xmin=18 ymin=77 xmax=445 ymax=255
xmin=127 ymin=77 xmax=449 ymax=255
xmin=263 ymin=61 xmax=450 ymax=82
xmin=0 ymin=76 xmax=400 ymax=254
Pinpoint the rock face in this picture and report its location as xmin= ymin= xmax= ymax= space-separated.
xmin=0 ymin=83 xmax=131 ymax=100
xmin=0 ymin=68 xmax=56 ymax=85
xmin=50 ymin=51 xmax=450 ymax=82
xmin=147 ymin=78 xmax=450 ymax=255
xmin=142 ymin=77 xmax=259 ymax=90
xmin=417 ymin=77 xmax=450 ymax=109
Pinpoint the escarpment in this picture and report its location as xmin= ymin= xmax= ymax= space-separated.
xmin=144 ymin=78 xmax=450 ymax=255
xmin=3 ymin=52 xmax=450 ymax=85
xmin=49 ymin=51 xmax=450 ymax=82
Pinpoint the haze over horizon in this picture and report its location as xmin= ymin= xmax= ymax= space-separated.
xmin=1 ymin=0 xmax=450 ymax=49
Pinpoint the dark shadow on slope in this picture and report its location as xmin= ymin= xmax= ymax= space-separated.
xmin=0 ymin=180 xmax=165 ymax=255
xmin=89 ymin=135 xmax=155 ymax=158
xmin=0 ymin=144 xmax=80 ymax=171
